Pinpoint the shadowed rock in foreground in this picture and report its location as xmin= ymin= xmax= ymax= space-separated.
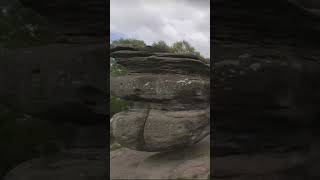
xmin=213 ymin=0 xmax=320 ymax=179
xmin=0 ymin=44 xmax=107 ymax=124
xmin=4 ymin=148 xmax=108 ymax=180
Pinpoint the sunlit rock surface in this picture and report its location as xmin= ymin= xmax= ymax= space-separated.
xmin=110 ymin=46 xmax=210 ymax=152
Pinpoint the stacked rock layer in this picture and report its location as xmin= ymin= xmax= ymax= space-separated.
xmin=110 ymin=46 xmax=210 ymax=152
xmin=213 ymin=1 xmax=320 ymax=179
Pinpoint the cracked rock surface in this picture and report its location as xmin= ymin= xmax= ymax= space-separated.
xmin=110 ymin=46 xmax=210 ymax=179
xmin=110 ymin=46 xmax=210 ymax=152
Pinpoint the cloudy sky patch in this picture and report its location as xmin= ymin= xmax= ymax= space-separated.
xmin=110 ymin=0 xmax=210 ymax=58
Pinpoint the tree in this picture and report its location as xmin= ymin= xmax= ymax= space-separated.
xmin=111 ymin=38 xmax=146 ymax=49
xmin=171 ymin=40 xmax=198 ymax=55
xmin=151 ymin=40 xmax=171 ymax=52
xmin=110 ymin=38 xmax=208 ymax=63
xmin=170 ymin=40 xmax=206 ymax=61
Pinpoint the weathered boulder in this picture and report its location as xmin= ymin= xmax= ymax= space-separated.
xmin=110 ymin=46 xmax=210 ymax=152
xmin=111 ymin=108 xmax=209 ymax=151
xmin=111 ymin=74 xmax=209 ymax=109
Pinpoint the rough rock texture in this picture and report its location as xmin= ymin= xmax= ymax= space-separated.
xmin=111 ymin=74 xmax=209 ymax=110
xmin=19 ymin=0 xmax=107 ymax=37
xmin=0 ymin=44 xmax=107 ymax=123
xmin=111 ymin=108 xmax=209 ymax=151
xmin=213 ymin=0 xmax=320 ymax=179
xmin=1 ymin=1 xmax=108 ymax=179
xmin=110 ymin=46 xmax=210 ymax=152
xmin=111 ymin=50 xmax=209 ymax=75
xmin=111 ymin=136 xmax=210 ymax=180
xmin=4 ymin=148 xmax=108 ymax=180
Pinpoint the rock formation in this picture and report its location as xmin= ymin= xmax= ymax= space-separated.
xmin=213 ymin=0 xmax=320 ymax=179
xmin=1 ymin=1 xmax=108 ymax=179
xmin=111 ymin=136 xmax=210 ymax=180
xmin=0 ymin=44 xmax=107 ymax=124
xmin=19 ymin=0 xmax=107 ymax=37
xmin=110 ymin=46 xmax=210 ymax=152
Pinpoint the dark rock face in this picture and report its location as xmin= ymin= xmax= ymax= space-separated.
xmin=0 ymin=44 xmax=107 ymax=123
xmin=213 ymin=0 xmax=320 ymax=179
xmin=289 ymin=0 xmax=320 ymax=16
xmin=4 ymin=149 xmax=108 ymax=180
xmin=110 ymin=46 xmax=210 ymax=152
xmin=18 ymin=0 xmax=107 ymax=37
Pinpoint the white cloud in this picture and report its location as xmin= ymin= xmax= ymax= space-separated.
xmin=110 ymin=0 xmax=210 ymax=58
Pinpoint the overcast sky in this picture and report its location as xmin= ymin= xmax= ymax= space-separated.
xmin=110 ymin=0 xmax=210 ymax=58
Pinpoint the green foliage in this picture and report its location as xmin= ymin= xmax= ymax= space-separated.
xmin=110 ymin=57 xmax=129 ymax=148
xmin=170 ymin=40 xmax=208 ymax=63
xmin=111 ymin=38 xmax=208 ymax=62
xmin=111 ymin=38 xmax=146 ymax=49
xmin=151 ymin=40 xmax=171 ymax=52
xmin=0 ymin=1 xmax=52 ymax=48
xmin=171 ymin=40 xmax=198 ymax=55
xmin=110 ymin=57 xmax=128 ymax=77
xmin=110 ymin=96 xmax=129 ymax=117
xmin=110 ymin=57 xmax=128 ymax=118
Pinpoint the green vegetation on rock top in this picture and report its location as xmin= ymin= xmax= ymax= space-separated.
xmin=110 ymin=38 xmax=210 ymax=64
xmin=110 ymin=57 xmax=128 ymax=77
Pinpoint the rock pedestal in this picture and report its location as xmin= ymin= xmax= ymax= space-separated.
xmin=110 ymin=46 xmax=210 ymax=152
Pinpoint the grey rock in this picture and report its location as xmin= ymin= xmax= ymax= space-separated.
xmin=110 ymin=136 xmax=210 ymax=179
xmin=111 ymin=48 xmax=209 ymax=76
xmin=110 ymin=47 xmax=210 ymax=152
xmin=110 ymin=73 xmax=210 ymax=106
xmin=111 ymin=109 xmax=209 ymax=152
xmin=0 ymin=44 xmax=107 ymax=123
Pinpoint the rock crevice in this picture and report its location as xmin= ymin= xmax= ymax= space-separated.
xmin=110 ymin=46 xmax=210 ymax=152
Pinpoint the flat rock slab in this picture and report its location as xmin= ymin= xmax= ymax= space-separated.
xmin=111 ymin=49 xmax=209 ymax=76
xmin=111 ymin=74 xmax=209 ymax=105
xmin=110 ymin=136 xmax=210 ymax=180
